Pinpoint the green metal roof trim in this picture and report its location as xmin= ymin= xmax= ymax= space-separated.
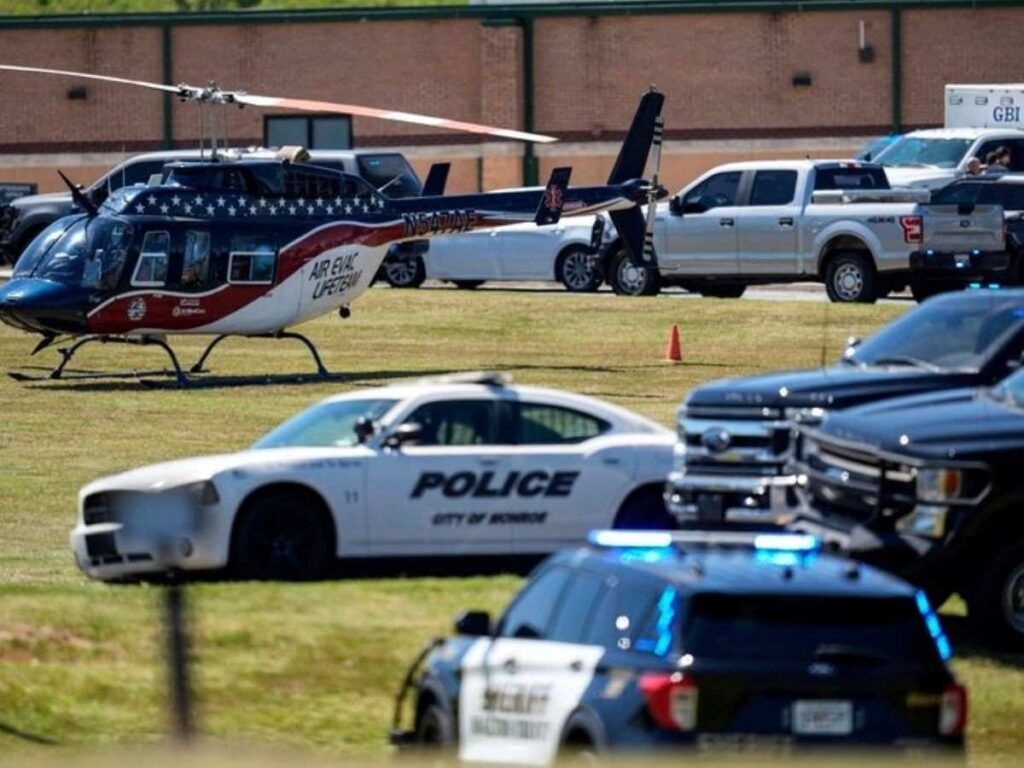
xmin=1 ymin=0 xmax=1023 ymax=28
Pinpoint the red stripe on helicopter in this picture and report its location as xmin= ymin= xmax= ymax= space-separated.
xmin=87 ymin=220 xmax=406 ymax=333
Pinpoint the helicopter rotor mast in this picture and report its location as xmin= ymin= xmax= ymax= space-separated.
xmin=0 ymin=63 xmax=558 ymax=156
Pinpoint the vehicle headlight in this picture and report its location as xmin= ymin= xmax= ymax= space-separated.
xmin=181 ymin=480 xmax=220 ymax=506
xmin=915 ymin=468 xmax=964 ymax=502
xmin=896 ymin=505 xmax=948 ymax=539
xmin=914 ymin=466 xmax=989 ymax=504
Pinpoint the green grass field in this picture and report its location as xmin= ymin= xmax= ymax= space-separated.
xmin=0 ymin=286 xmax=1021 ymax=765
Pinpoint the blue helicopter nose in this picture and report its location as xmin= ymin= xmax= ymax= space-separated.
xmin=0 ymin=278 xmax=92 ymax=335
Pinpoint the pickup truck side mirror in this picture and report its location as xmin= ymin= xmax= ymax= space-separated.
xmin=454 ymin=610 xmax=492 ymax=636
xmin=669 ymin=196 xmax=684 ymax=217
xmin=384 ymin=422 xmax=424 ymax=450
xmin=844 ymin=336 xmax=862 ymax=358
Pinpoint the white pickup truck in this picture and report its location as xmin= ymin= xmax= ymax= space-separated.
xmin=875 ymin=127 xmax=1024 ymax=189
xmin=599 ymin=160 xmax=1005 ymax=302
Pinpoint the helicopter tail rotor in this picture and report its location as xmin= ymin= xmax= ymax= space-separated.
xmin=534 ymin=167 xmax=572 ymax=226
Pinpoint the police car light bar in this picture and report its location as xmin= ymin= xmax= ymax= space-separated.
xmin=587 ymin=530 xmax=820 ymax=551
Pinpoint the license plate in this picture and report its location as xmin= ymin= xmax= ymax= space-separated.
xmin=695 ymin=493 xmax=725 ymax=522
xmin=791 ymin=700 xmax=853 ymax=735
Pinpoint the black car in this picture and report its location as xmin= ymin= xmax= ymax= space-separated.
xmin=910 ymin=174 xmax=1024 ymax=300
xmin=667 ymin=288 xmax=1024 ymax=526
xmin=391 ymin=531 xmax=966 ymax=762
xmin=792 ymin=363 xmax=1024 ymax=648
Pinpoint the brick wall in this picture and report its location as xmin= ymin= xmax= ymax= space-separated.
xmin=1 ymin=6 xmax=1023 ymax=193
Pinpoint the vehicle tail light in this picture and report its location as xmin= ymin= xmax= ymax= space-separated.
xmin=639 ymin=672 xmax=698 ymax=731
xmin=938 ymin=683 xmax=968 ymax=737
xmin=901 ymin=215 xmax=923 ymax=244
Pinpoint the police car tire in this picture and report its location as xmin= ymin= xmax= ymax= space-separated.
xmin=612 ymin=485 xmax=675 ymax=530
xmin=415 ymin=702 xmax=455 ymax=745
xmin=966 ymin=541 xmax=1024 ymax=649
xmin=824 ymin=252 xmax=877 ymax=303
xmin=232 ymin=491 xmax=334 ymax=581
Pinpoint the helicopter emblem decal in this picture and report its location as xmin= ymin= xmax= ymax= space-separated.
xmin=543 ymin=184 xmax=563 ymax=212
xmin=127 ymin=297 xmax=147 ymax=322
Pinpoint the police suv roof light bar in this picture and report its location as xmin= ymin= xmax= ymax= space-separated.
xmin=587 ymin=530 xmax=821 ymax=552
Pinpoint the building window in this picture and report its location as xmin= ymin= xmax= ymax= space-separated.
xmin=265 ymin=115 xmax=352 ymax=150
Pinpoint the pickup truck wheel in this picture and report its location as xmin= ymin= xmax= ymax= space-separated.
xmin=966 ymin=542 xmax=1024 ymax=649
xmin=233 ymin=492 xmax=334 ymax=581
xmin=610 ymin=248 xmax=659 ymax=296
xmin=383 ymin=255 xmax=426 ymax=289
xmin=557 ymin=246 xmax=602 ymax=293
xmin=824 ymin=252 xmax=876 ymax=303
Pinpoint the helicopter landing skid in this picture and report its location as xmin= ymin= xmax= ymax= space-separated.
xmin=189 ymin=331 xmax=330 ymax=377
xmin=9 ymin=335 xmax=188 ymax=384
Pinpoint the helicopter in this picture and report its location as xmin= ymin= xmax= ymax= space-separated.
xmin=0 ymin=64 xmax=665 ymax=385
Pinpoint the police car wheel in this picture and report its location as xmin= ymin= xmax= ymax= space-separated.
xmin=557 ymin=246 xmax=602 ymax=293
xmin=824 ymin=252 xmax=876 ymax=303
xmin=612 ymin=486 xmax=676 ymax=530
xmin=232 ymin=492 xmax=334 ymax=581
xmin=967 ymin=542 xmax=1024 ymax=649
xmin=415 ymin=702 xmax=454 ymax=745
xmin=383 ymin=256 xmax=426 ymax=289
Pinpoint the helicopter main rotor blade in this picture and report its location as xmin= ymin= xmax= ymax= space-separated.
xmin=0 ymin=63 xmax=557 ymax=143
xmin=237 ymin=93 xmax=557 ymax=144
xmin=0 ymin=63 xmax=182 ymax=95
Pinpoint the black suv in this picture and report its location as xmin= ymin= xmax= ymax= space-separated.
xmin=792 ymin=356 xmax=1024 ymax=648
xmin=392 ymin=531 xmax=966 ymax=760
xmin=667 ymin=289 xmax=1024 ymax=527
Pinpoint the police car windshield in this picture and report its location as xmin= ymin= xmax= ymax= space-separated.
xmin=252 ymin=398 xmax=398 ymax=449
xmin=683 ymin=595 xmax=938 ymax=664
xmin=873 ymin=136 xmax=972 ymax=168
xmin=846 ymin=294 xmax=1024 ymax=371
xmin=21 ymin=216 xmax=135 ymax=289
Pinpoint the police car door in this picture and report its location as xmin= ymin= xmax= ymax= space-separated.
xmin=503 ymin=401 xmax=633 ymax=553
xmin=459 ymin=566 xmax=606 ymax=766
xmin=366 ymin=397 xmax=513 ymax=555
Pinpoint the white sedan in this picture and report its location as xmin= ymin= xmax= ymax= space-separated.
xmin=71 ymin=374 xmax=675 ymax=581
xmin=381 ymin=217 xmax=605 ymax=292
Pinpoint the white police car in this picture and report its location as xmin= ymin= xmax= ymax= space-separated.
xmin=70 ymin=374 xmax=675 ymax=581
xmin=392 ymin=531 xmax=966 ymax=764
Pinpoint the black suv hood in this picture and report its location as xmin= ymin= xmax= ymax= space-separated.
xmin=816 ymin=387 xmax=1024 ymax=459
xmin=686 ymin=366 xmax=978 ymax=411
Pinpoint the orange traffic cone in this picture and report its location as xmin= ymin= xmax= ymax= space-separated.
xmin=665 ymin=324 xmax=681 ymax=362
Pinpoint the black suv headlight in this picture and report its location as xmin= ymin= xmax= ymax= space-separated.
xmin=915 ymin=467 xmax=990 ymax=504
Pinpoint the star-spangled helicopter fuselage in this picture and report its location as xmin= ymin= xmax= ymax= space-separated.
xmin=0 ymin=157 xmax=643 ymax=339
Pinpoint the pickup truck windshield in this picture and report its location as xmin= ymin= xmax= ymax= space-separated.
xmin=847 ymin=294 xmax=1024 ymax=371
xmin=253 ymin=398 xmax=398 ymax=448
xmin=874 ymin=137 xmax=972 ymax=169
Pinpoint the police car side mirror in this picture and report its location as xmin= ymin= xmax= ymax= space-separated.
xmin=384 ymin=422 xmax=423 ymax=450
xmin=455 ymin=610 xmax=492 ymax=637
xmin=669 ymin=196 xmax=684 ymax=217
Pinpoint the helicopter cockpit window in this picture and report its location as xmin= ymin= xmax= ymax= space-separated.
xmin=181 ymin=230 xmax=212 ymax=290
xmin=132 ymin=231 xmax=170 ymax=287
xmin=228 ymin=234 xmax=275 ymax=284
xmin=283 ymin=167 xmax=356 ymax=200
xmin=83 ymin=221 xmax=134 ymax=291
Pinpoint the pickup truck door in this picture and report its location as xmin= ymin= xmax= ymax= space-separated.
xmin=736 ymin=169 xmax=802 ymax=275
xmin=659 ymin=171 xmax=741 ymax=276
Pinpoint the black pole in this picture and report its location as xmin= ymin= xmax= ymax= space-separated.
xmin=163 ymin=574 xmax=194 ymax=743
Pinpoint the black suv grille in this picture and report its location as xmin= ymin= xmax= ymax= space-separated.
xmin=799 ymin=436 xmax=916 ymax=525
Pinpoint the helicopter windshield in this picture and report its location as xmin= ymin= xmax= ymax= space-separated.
xmin=13 ymin=217 xmax=77 ymax=278
xmin=22 ymin=216 xmax=135 ymax=290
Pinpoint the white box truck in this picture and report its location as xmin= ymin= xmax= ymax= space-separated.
xmin=945 ymin=84 xmax=1024 ymax=129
